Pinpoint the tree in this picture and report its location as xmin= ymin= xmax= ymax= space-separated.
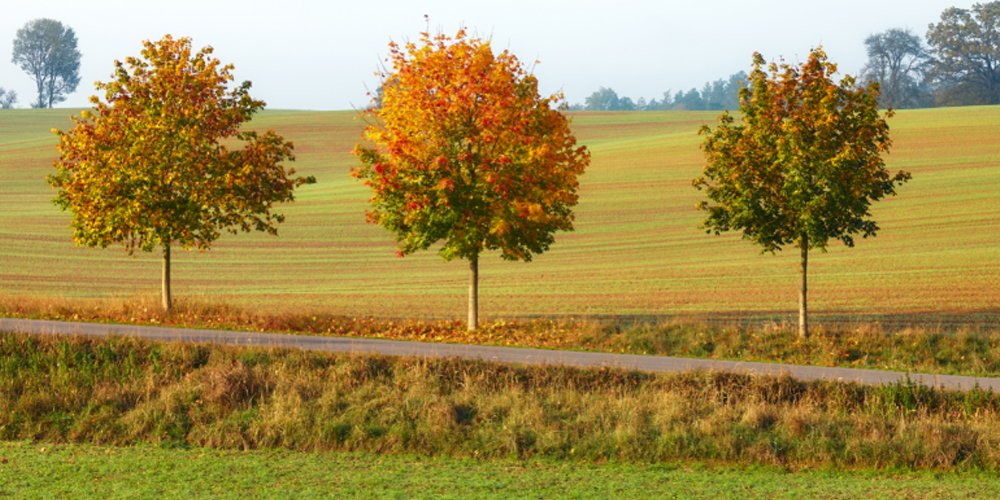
xmin=701 ymin=80 xmax=726 ymax=109
xmin=576 ymin=72 xmax=744 ymax=112
xmin=0 ymin=88 xmax=16 ymax=109
xmin=694 ymin=48 xmax=910 ymax=338
xmin=672 ymin=88 xmax=705 ymax=110
xmin=353 ymin=28 xmax=590 ymax=331
xmin=657 ymin=90 xmax=673 ymax=110
xmin=861 ymin=29 xmax=933 ymax=109
xmin=49 ymin=35 xmax=313 ymax=312
xmin=11 ymin=18 xmax=81 ymax=108
xmin=926 ymin=1 xmax=1000 ymax=105
xmin=694 ymin=72 xmax=748 ymax=111
xmin=720 ymin=71 xmax=748 ymax=110
xmin=584 ymin=87 xmax=624 ymax=110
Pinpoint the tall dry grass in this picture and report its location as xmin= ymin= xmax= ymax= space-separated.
xmin=2 ymin=333 xmax=1000 ymax=470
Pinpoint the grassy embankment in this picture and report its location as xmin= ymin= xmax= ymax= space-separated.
xmin=3 ymin=441 xmax=999 ymax=498
xmin=4 ymin=334 xmax=1000 ymax=473
xmin=0 ymin=107 xmax=997 ymax=319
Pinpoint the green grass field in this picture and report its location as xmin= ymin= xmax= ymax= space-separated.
xmin=3 ymin=441 xmax=998 ymax=499
xmin=1 ymin=107 xmax=997 ymax=321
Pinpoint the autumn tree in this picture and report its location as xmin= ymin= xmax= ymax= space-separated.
xmin=926 ymin=1 xmax=1000 ymax=105
xmin=694 ymin=48 xmax=910 ymax=338
xmin=11 ymin=18 xmax=81 ymax=108
xmin=353 ymin=28 xmax=590 ymax=330
xmin=50 ymin=35 xmax=313 ymax=312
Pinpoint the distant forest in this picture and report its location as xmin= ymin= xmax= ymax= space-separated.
xmin=569 ymin=72 xmax=746 ymax=111
xmin=574 ymin=2 xmax=1000 ymax=111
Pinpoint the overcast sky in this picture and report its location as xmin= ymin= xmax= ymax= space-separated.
xmin=0 ymin=0 xmax=974 ymax=110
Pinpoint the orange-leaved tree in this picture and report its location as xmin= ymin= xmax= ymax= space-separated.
xmin=49 ymin=35 xmax=314 ymax=312
xmin=695 ymin=48 xmax=910 ymax=338
xmin=353 ymin=28 xmax=590 ymax=330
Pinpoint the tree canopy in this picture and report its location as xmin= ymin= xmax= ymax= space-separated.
xmin=576 ymin=72 xmax=747 ymax=111
xmin=926 ymin=1 xmax=1000 ymax=105
xmin=0 ymin=88 xmax=16 ymax=109
xmin=584 ymin=87 xmax=634 ymax=110
xmin=353 ymin=28 xmax=589 ymax=330
xmin=11 ymin=18 xmax=81 ymax=108
xmin=49 ymin=35 xmax=314 ymax=311
xmin=695 ymin=48 xmax=910 ymax=337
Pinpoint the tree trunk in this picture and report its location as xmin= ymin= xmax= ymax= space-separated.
xmin=468 ymin=255 xmax=479 ymax=332
xmin=798 ymin=235 xmax=808 ymax=339
xmin=35 ymin=85 xmax=44 ymax=109
xmin=162 ymin=244 xmax=172 ymax=314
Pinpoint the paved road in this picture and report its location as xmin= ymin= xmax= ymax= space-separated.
xmin=2 ymin=317 xmax=998 ymax=392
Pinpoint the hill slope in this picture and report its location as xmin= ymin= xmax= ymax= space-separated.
xmin=0 ymin=107 xmax=997 ymax=320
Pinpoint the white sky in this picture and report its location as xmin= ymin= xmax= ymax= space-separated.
xmin=0 ymin=0 xmax=972 ymax=110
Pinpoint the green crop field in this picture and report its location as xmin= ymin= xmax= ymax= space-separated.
xmin=2 ymin=442 xmax=998 ymax=498
xmin=1 ymin=107 xmax=997 ymax=321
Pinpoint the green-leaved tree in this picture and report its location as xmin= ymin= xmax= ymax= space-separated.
xmin=694 ymin=48 xmax=911 ymax=338
xmin=0 ymin=88 xmax=16 ymax=109
xmin=11 ymin=18 xmax=81 ymax=108
xmin=926 ymin=1 xmax=1000 ymax=105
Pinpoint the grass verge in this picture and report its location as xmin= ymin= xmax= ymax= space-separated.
xmin=3 ymin=295 xmax=1000 ymax=377
xmin=2 ymin=441 xmax=999 ymax=498
xmin=3 ymin=333 xmax=1000 ymax=471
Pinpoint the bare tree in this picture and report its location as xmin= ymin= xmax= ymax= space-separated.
xmin=861 ymin=29 xmax=933 ymax=109
xmin=11 ymin=19 xmax=81 ymax=108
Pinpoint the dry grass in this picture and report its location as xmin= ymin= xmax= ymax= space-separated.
xmin=3 ymin=295 xmax=1000 ymax=377
xmin=3 ymin=333 xmax=1000 ymax=470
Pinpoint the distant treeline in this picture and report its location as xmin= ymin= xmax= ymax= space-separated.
xmin=575 ymin=1 xmax=1000 ymax=111
xmin=570 ymin=72 xmax=746 ymax=111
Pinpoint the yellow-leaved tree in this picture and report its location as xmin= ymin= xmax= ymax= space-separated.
xmin=49 ymin=35 xmax=314 ymax=312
